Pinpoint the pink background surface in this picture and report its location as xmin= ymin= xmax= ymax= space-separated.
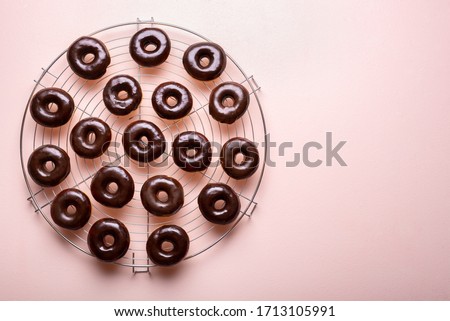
xmin=1 ymin=0 xmax=450 ymax=300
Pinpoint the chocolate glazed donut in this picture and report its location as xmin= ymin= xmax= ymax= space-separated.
xmin=70 ymin=117 xmax=111 ymax=158
xmin=103 ymin=75 xmax=142 ymax=116
xmin=30 ymin=88 xmax=74 ymax=127
xmin=172 ymin=131 xmax=211 ymax=172
xmin=67 ymin=36 xmax=111 ymax=80
xmin=151 ymin=82 xmax=193 ymax=119
xmin=140 ymin=175 xmax=184 ymax=216
xmin=209 ymin=82 xmax=250 ymax=124
xmin=146 ymin=225 xmax=190 ymax=266
xmin=122 ymin=120 xmax=166 ymax=163
xmin=27 ymin=145 xmax=70 ymax=187
xmin=88 ymin=218 xmax=130 ymax=262
xmin=51 ymin=189 xmax=91 ymax=230
xmin=198 ymin=183 xmax=241 ymax=225
xmin=220 ymin=137 xmax=260 ymax=180
xmin=182 ymin=42 xmax=227 ymax=81
xmin=129 ymin=28 xmax=171 ymax=67
xmin=90 ymin=166 xmax=135 ymax=208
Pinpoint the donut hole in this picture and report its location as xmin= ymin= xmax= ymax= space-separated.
xmin=138 ymin=136 xmax=149 ymax=149
xmin=186 ymin=148 xmax=198 ymax=158
xmin=82 ymin=52 xmax=96 ymax=64
xmin=234 ymin=152 xmax=246 ymax=165
xmin=103 ymin=234 xmax=115 ymax=248
xmin=222 ymin=95 xmax=235 ymax=108
xmin=199 ymin=55 xmax=211 ymax=68
xmin=106 ymin=182 xmax=119 ymax=194
xmin=161 ymin=240 xmax=175 ymax=252
xmin=117 ymin=90 xmax=129 ymax=100
xmin=156 ymin=190 xmax=169 ymax=203
xmin=47 ymin=102 xmax=59 ymax=113
xmin=214 ymin=199 xmax=226 ymax=210
xmin=87 ymin=131 xmax=96 ymax=144
xmin=44 ymin=160 xmax=56 ymax=172
xmin=166 ymin=96 xmax=178 ymax=107
xmin=66 ymin=205 xmax=77 ymax=215
xmin=143 ymin=41 xmax=158 ymax=53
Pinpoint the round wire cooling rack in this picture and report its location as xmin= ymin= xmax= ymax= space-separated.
xmin=20 ymin=19 xmax=267 ymax=272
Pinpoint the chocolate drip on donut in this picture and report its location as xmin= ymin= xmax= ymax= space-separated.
xmin=90 ymin=166 xmax=135 ymax=208
xmin=151 ymin=82 xmax=193 ymax=119
xmin=88 ymin=218 xmax=130 ymax=262
xmin=51 ymin=188 xmax=91 ymax=230
xmin=70 ymin=117 xmax=111 ymax=158
xmin=198 ymin=183 xmax=241 ymax=225
xmin=140 ymin=175 xmax=184 ymax=216
xmin=146 ymin=225 xmax=190 ymax=266
xmin=67 ymin=36 xmax=110 ymax=80
xmin=209 ymin=82 xmax=249 ymax=124
xmin=27 ymin=144 xmax=71 ymax=187
xmin=220 ymin=137 xmax=259 ymax=179
xmin=30 ymin=88 xmax=74 ymax=127
xmin=122 ymin=120 xmax=166 ymax=163
xmin=129 ymin=28 xmax=171 ymax=67
xmin=182 ymin=42 xmax=226 ymax=81
xmin=172 ymin=131 xmax=211 ymax=172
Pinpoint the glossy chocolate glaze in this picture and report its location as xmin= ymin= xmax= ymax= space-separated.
xmin=27 ymin=144 xmax=71 ymax=187
xmin=146 ymin=225 xmax=190 ymax=266
xmin=198 ymin=183 xmax=241 ymax=225
xmin=87 ymin=218 xmax=130 ymax=262
xmin=51 ymin=188 xmax=91 ymax=230
xmin=122 ymin=120 xmax=166 ymax=163
xmin=30 ymin=87 xmax=74 ymax=127
xmin=172 ymin=131 xmax=211 ymax=172
xmin=151 ymin=81 xmax=193 ymax=119
xmin=129 ymin=28 xmax=171 ymax=67
xmin=70 ymin=117 xmax=111 ymax=158
xmin=182 ymin=42 xmax=226 ymax=81
xmin=140 ymin=175 xmax=184 ymax=216
xmin=103 ymin=75 xmax=142 ymax=116
xmin=90 ymin=166 xmax=135 ymax=208
xmin=209 ymin=82 xmax=249 ymax=124
xmin=67 ymin=36 xmax=110 ymax=80
xmin=220 ymin=137 xmax=259 ymax=180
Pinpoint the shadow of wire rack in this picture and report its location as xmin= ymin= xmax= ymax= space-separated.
xmin=20 ymin=19 xmax=267 ymax=273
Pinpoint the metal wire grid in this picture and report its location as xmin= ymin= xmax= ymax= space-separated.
xmin=20 ymin=19 xmax=267 ymax=272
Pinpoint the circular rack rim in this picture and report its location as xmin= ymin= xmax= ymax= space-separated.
xmin=20 ymin=19 xmax=268 ymax=270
